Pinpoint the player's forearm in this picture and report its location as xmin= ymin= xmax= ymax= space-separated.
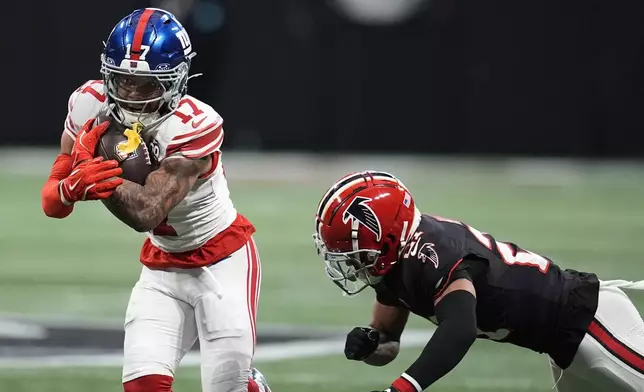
xmin=364 ymin=301 xmax=409 ymax=366
xmin=106 ymin=157 xmax=205 ymax=232
xmin=364 ymin=339 xmax=400 ymax=366
xmin=395 ymin=291 xmax=477 ymax=392
xmin=42 ymin=179 xmax=74 ymax=218
xmin=107 ymin=179 xmax=169 ymax=232
xmin=41 ymin=154 xmax=74 ymax=218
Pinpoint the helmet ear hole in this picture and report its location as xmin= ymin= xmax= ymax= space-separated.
xmin=381 ymin=242 xmax=391 ymax=258
xmin=384 ymin=234 xmax=397 ymax=253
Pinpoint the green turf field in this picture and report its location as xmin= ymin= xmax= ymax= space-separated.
xmin=1 ymin=154 xmax=643 ymax=391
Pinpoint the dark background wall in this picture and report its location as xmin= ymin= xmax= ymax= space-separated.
xmin=5 ymin=0 xmax=644 ymax=157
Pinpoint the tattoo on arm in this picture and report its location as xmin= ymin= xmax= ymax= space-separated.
xmin=362 ymin=300 xmax=410 ymax=366
xmin=106 ymin=156 xmax=210 ymax=232
xmin=363 ymin=333 xmax=401 ymax=366
xmin=370 ymin=300 xmax=410 ymax=341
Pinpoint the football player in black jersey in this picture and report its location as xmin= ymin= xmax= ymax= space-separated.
xmin=313 ymin=170 xmax=644 ymax=392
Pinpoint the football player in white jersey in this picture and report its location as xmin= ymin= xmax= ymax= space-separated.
xmin=41 ymin=8 xmax=271 ymax=392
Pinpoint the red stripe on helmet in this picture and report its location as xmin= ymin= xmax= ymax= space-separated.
xmin=130 ymin=8 xmax=155 ymax=60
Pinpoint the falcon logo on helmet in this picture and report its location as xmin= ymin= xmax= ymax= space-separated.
xmin=313 ymin=170 xmax=420 ymax=296
xmin=342 ymin=196 xmax=382 ymax=241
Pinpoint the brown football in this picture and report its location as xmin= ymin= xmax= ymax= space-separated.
xmin=95 ymin=116 xmax=157 ymax=186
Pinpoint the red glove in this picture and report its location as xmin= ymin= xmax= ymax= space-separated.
xmin=71 ymin=118 xmax=111 ymax=167
xmin=59 ymin=157 xmax=123 ymax=205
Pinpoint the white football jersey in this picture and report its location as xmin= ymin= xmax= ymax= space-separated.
xmin=64 ymin=80 xmax=239 ymax=254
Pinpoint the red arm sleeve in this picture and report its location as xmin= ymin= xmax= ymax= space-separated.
xmin=41 ymin=154 xmax=74 ymax=218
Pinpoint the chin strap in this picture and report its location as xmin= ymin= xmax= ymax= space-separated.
xmin=107 ymin=102 xmax=171 ymax=135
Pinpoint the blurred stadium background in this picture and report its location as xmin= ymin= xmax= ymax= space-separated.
xmin=3 ymin=1 xmax=644 ymax=391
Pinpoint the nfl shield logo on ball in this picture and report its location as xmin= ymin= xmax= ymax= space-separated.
xmin=114 ymin=142 xmax=139 ymax=162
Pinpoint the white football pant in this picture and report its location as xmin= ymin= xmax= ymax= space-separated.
xmin=551 ymin=281 xmax=644 ymax=391
xmin=122 ymin=237 xmax=261 ymax=392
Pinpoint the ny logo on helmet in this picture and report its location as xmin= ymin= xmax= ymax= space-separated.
xmin=342 ymin=196 xmax=382 ymax=241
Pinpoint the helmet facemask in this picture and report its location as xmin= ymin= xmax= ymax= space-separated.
xmin=313 ymin=233 xmax=384 ymax=296
xmin=100 ymin=54 xmax=194 ymax=130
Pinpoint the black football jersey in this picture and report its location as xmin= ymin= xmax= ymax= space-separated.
xmin=374 ymin=214 xmax=599 ymax=369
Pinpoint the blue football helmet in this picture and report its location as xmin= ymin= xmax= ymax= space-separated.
xmin=100 ymin=8 xmax=196 ymax=128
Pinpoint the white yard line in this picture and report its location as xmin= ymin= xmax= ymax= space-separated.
xmin=0 ymin=329 xmax=433 ymax=369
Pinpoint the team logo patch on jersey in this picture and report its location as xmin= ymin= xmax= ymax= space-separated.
xmin=418 ymin=243 xmax=440 ymax=268
xmin=342 ymin=196 xmax=382 ymax=241
xmin=148 ymin=139 xmax=161 ymax=164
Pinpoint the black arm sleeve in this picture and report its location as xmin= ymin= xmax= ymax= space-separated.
xmin=404 ymin=289 xmax=477 ymax=390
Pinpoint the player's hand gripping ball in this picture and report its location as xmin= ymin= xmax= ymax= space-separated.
xmin=59 ymin=157 xmax=123 ymax=204
xmin=94 ymin=115 xmax=157 ymax=185
xmin=71 ymin=118 xmax=111 ymax=167
xmin=344 ymin=326 xmax=380 ymax=360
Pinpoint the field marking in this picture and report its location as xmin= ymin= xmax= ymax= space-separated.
xmin=0 ymin=329 xmax=433 ymax=369
xmin=0 ymin=319 xmax=48 ymax=340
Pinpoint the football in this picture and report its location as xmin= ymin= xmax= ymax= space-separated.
xmin=95 ymin=116 xmax=157 ymax=186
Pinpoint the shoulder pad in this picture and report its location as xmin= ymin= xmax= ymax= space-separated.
xmin=163 ymin=96 xmax=224 ymax=159
xmin=63 ymin=80 xmax=107 ymax=140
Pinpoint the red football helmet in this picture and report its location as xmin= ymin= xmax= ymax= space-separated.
xmin=313 ymin=170 xmax=420 ymax=295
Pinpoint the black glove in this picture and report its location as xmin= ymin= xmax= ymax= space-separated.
xmin=344 ymin=326 xmax=380 ymax=360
